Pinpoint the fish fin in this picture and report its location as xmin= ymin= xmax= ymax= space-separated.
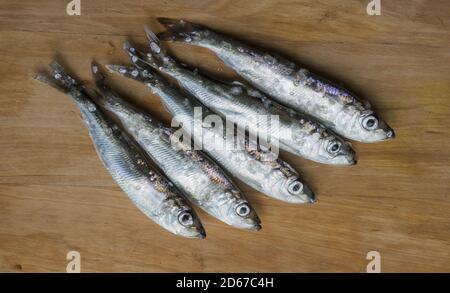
xmin=157 ymin=18 xmax=206 ymax=43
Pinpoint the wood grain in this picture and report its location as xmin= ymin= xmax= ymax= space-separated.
xmin=0 ymin=0 xmax=449 ymax=272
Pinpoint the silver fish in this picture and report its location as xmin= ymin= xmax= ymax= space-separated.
xmin=107 ymin=62 xmax=316 ymax=204
xmin=131 ymin=29 xmax=355 ymax=165
xmin=156 ymin=18 xmax=395 ymax=143
xmin=90 ymin=63 xmax=261 ymax=230
xmin=35 ymin=61 xmax=205 ymax=239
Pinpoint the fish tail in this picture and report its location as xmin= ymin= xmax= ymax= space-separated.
xmin=105 ymin=64 xmax=155 ymax=85
xmin=157 ymin=18 xmax=206 ymax=43
xmin=144 ymin=26 xmax=181 ymax=71
xmin=35 ymin=61 xmax=85 ymax=98
xmin=34 ymin=72 xmax=69 ymax=94
xmin=123 ymin=40 xmax=167 ymax=72
xmin=144 ymin=26 xmax=171 ymax=61
xmin=144 ymin=25 xmax=164 ymax=54
xmin=91 ymin=61 xmax=109 ymax=91
xmin=90 ymin=61 xmax=122 ymax=109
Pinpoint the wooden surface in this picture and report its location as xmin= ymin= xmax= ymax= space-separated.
xmin=1 ymin=0 xmax=449 ymax=272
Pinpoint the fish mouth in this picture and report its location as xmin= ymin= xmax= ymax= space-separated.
xmin=384 ymin=129 xmax=396 ymax=140
xmin=246 ymin=216 xmax=262 ymax=231
xmin=250 ymin=223 xmax=262 ymax=231
xmin=343 ymin=149 xmax=357 ymax=165
xmin=189 ymin=226 xmax=206 ymax=239
xmin=308 ymin=190 xmax=317 ymax=203
xmin=332 ymin=145 xmax=357 ymax=165
xmin=346 ymin=147 xmax=357 ymax=165
xmin=197 ymin=230 xmax=206 ymax=239
xmin=303 ymin=185 xmax=317 ymax=204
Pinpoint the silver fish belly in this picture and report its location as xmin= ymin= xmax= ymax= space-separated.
xmin=91 ymin=63 xmax=261 ymax=230
xmin=156 ymin=18 xmax=395 ymax=143
xmin=36 ymin=62 xmax=205 ymax=239
xmin=132 ymin=33 xmax=355 ymax=165
xmin=108 ymin=63 xmax=316 ymax=204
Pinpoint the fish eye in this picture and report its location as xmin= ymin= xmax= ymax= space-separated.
xmin=235 ymin=203 xmax=251 ymax=217
xmin=327 ymin=140 xmax=342 ymax=154
xmin=288 ymin=181 xmax=303 ymax=195
xmin=362 ymin=115 xmax=379 ymax=130
xmin=178 ymin=211 xmax=194 ymax=227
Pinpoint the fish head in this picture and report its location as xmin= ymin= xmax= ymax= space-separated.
xmin=217 ymin=190 xmax=261 ymax=230
xmin=340 ymin=106 xmax=395 ymax=143
xmin=353 ymin=110 xmax=395 ymax=142
xmin=279 ymin=176 xmax=316 ymax=204
xmin=267 ymin=166 xmax=316 ymax=204
xmin=317 ymin=134 xmax=357 ymax=165
xmin=173 ymin=207 xmax=206 ymax=238
xmin=159 ymin=198 xmax=206 ymax=238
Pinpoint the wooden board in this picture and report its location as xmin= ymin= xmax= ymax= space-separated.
xmin=0 ymin=0 xmax=449 ymax=272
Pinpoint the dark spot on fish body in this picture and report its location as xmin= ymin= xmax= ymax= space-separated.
xmin=203 ymin=163 xmax=227 ymax=185
xmin=338 ymin=94 xmax=353 ymax=105
xmin=317 ymin=127 xmax=327 ymax=138
xmin=209 ymin=174 xmax=225 ymax=185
